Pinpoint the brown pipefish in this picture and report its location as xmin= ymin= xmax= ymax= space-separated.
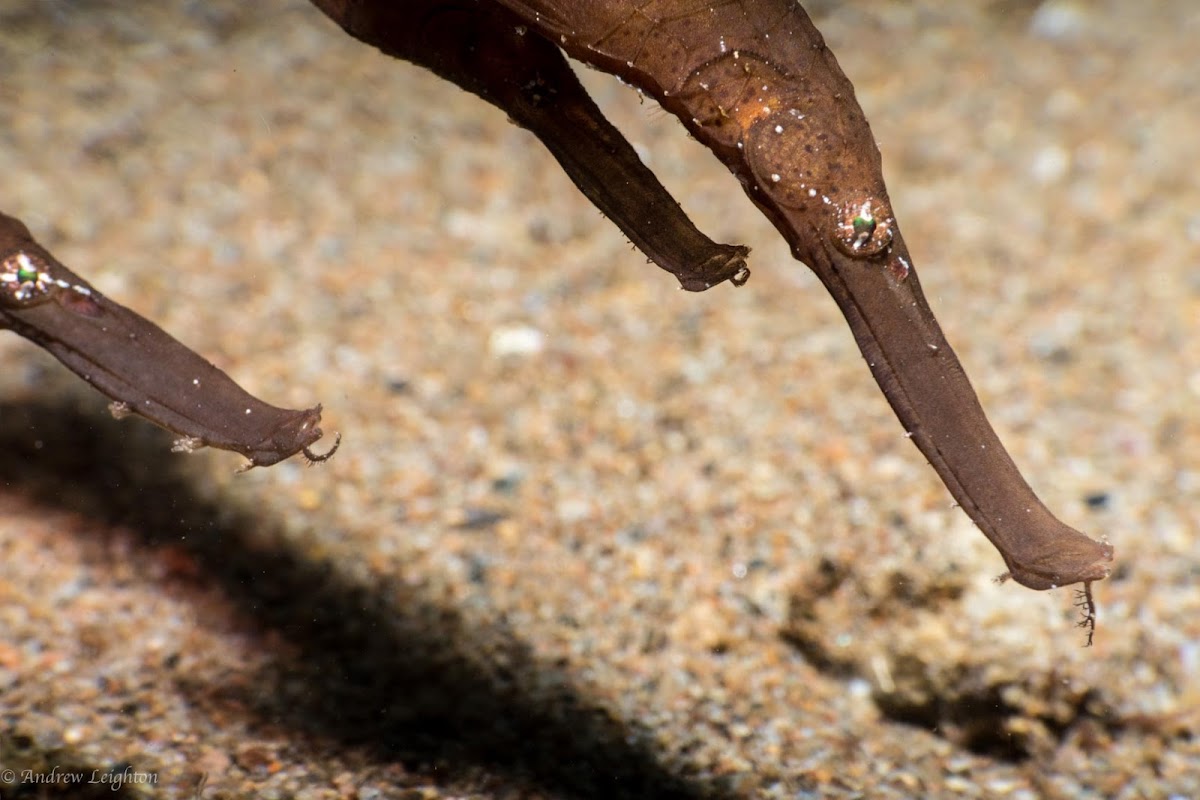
xmin=5 ymin=1 xmax=1113 ymax=638
xmin=0 ymin=212 xmax=339 ymax=470
xmin=312 ymin=0 xmax=1112 ymax=634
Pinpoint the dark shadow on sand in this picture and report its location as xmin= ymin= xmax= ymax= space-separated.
xmin=0 ymin=392 xmax=739 ymax=800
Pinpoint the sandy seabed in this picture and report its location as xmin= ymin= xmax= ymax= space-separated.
xmin=1 ymin=1 xmax=1198 ymax=797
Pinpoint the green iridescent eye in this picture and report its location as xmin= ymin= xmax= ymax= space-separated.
xmin=834 ymin=198 xmax=893 ymax=259
xmin=16 ymin=264 xmax=39 ymax=283
xmin=852 ymin=214 xmax=876 ymax=243
xmin=0 ymin=252 xmax=63 ymax=306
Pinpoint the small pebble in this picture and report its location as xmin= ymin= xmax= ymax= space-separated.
xmin=488 ymin=324 xmax=545 ymax=357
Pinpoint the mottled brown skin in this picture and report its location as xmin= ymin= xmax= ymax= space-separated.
xmin=0 ymin=212 xmax=338 ymax=469
xmin=312 ymin=0 xmax=1112 ymax=602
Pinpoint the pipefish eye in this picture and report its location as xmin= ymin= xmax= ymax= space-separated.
xmin=1 ymin=251 xmax=55 ymax=305
xmin=834 ymin=198 xmax=893 ymax=258
xmin=15 ymin=256 xmax=40 ymax=284
xmin=851 ymin=213 xmax=876 ymax=244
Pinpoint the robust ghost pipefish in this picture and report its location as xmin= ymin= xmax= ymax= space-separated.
xmin=312 ymin=0 xmax=1112 ymax=632
xmin=0 ymin=212 xmax=339 ymax=470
